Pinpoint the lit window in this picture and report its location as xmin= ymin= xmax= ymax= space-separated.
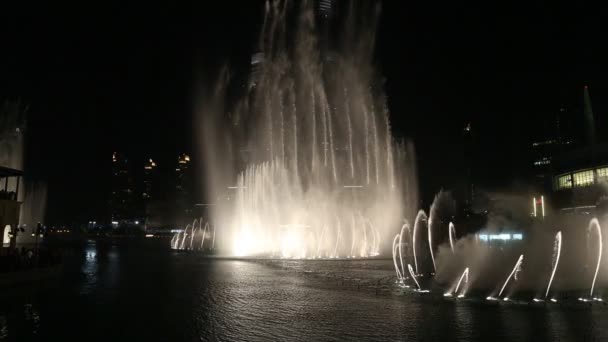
xmin=557 ymin=174 xmax=572 ymax=189
xmin=573 ymin=170 xmax=594 ymax=187
xmin=597 ymin=167 xmax=608 ymax=179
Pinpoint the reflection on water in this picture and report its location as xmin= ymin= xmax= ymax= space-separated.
xmin=1 ymin=240 xmax=608 ymax=341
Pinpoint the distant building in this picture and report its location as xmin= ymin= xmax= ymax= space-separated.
xmin=110 ymin=152 xmax=137 ymax=225
xmin=175 ymin=153 xmax=193 ymax=222
xmin=530 ymin=106 xmax=572 ymax=193
xmin=143 ymin=158 xmax=157 ymax=200
xmin=550 ymin=85 xmax=608 ymax=214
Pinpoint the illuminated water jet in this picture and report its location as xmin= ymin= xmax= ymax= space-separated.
xmin=408 ymin=264 xmax=421 ymax=291
xmin=545 ymin=231 xmax=562 ymax=299
xmin=398 ymin=221 xmax=411 ymax=278
xmin=412 ymin=210 xmax=427 ymax=274
xmin=587 ymin=218 xmax=602 ymax=298
xmin=392 ymin=234 xmax=403 ymax=281
xmin=198 ymin=0 xmax=414 ymax=258
xmin=498 ymin=254 xmax=524 ymax=298
xmin=448 ymin=222 xmax=456 ymax=253
xmin=428 ymin=217 xmax=436 ymax=273
xmin=445 ymin=267 xmax=469 ymax=298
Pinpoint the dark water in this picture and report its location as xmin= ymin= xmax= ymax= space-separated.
xmin=1 ymin=240 xmax=607 ymax=341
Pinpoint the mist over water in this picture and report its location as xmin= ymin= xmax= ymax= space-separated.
xmin=197 ymin=1 xmax=417 ymax=258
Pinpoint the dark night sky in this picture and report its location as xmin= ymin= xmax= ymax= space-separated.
xmin=1 ymin=0 xmax=607 ymax=224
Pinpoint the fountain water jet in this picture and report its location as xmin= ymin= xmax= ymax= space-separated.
xmin=587 ymin=218 xmax=602 ymax=298
xmin=545 ymin=231 xmax=562 ymax=299
xmin=428 ymin=217 xmax=436 ymax=273
xmin=412 ymin=210 xmax=427 ymax=274
xmin=408 ymin=264 xmax=421 ymax=290
xmin=448 ymin=222 xmax=456 ymax=253
xmin=398 ymin=221 xmax=411 ymax=277
xmin=498 ymin=254 xmax=524 ymax=298
xmin=392 ymin=234 xmax=403 ymax=281
xmin=197 ymin=0 xmax=414 ymax=258
xmin=454 ymin=267 xmax=470 ymax=297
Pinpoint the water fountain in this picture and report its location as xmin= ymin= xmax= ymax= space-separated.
xmin=540 ymin=231 xmax=562 ymax=302
xmin=412 ymin=210 xmax=427 ymax=274
xmin=497 ymin=254 xmax=524 ymax=300
xmin=445 ymin=267 xmax=469 ymax=298
xmin=448 ymin=222 xmax=456 ymax=253
xmin=171 ymin=218 xmax=215 ymax=252
xmin=197 ymin=0 xmax=416 ymax=258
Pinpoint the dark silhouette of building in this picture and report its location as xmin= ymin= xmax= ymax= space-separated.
xmin=110 ymin=152 xmax=137 ymax=225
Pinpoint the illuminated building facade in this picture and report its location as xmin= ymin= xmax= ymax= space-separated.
xmin=550 ymin=85 xmax=608 ymax=214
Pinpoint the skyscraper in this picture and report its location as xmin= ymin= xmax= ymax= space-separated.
xmin=175 ymin=153 xmax=193 ymax=222
xmin=143 ymin=158 xmax=157 ymax=200
xmin=110 ymin=152 xmax=135 ymax=224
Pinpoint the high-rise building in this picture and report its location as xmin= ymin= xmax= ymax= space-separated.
xmin=143 ymin=158 xmax=157 ymax=200
xmin=110 ymin=152 xmax=135 ymax=224
xmin=175 ymin=153 xmax=193 ymax=221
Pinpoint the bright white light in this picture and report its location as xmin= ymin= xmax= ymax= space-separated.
xmin=503 ymin=297 xmax=509 ymax=301
xmin=444 ymin=293 xmax=452 ymax=297
xmin=145 ymin=234 xmax=154 ymax=238
xmin=479 ymin=234 xmax=488 ymax=241
xmin=550 ymin=298 xmax=557 ymax=303
xmin=541 ymin=195 xmax=545 ymax=217
xmin=486 ymin=296 xmax=497 ymax=301
xmin=533 ymin=197 xmax=537 ymax=217
xmin=533 ymin=298 xmax=543 ymax=302
xmin=111 ymin=221 xmax=119 ymax=225
xmin=513 ymin=233 xmax=523 ymax=240
xmin=135 ymin=221 xmax=140 ymax=225
xmin=457 ymin=294 xmax=465 ymax=298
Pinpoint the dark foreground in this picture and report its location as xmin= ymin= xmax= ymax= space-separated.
xmin=1 ymin=239 xmax=607 ymax=341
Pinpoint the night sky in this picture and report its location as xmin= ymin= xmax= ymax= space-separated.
xmin=1 ymin=0 xmax=606 ymax=224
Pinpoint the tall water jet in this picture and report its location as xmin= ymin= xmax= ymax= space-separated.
xmin=392 ymin=234 xmax=403 ymax=281
xmin=545 ymin=231 xmax=562 ymax=299
xmin=454 ymin=268 xmax=469 ymax=297
xmin=412 ymin=210 xmax=427 ymax=274
xmin=498 ymin=254 xmax=524 ymax=298
xmin=398 ymin=220 xmax=410 ymax=277
xmin=448 ymin=222 xmax=456 ymax=253
xmin=196 ymin=1 xmax=416 ymax=257
xmin=428 ymin=217 xmax=436 ymax=273
xmin=587 ymin=218 xmax=602 ymax=298
xmin=408 ymin=264 xmax=421 ymax=290
xmin=446 ymin=267 xmax=469 ymax=298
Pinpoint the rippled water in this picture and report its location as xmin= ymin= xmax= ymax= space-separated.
xmin=1 ymin=240 xmax=607 ymax=341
